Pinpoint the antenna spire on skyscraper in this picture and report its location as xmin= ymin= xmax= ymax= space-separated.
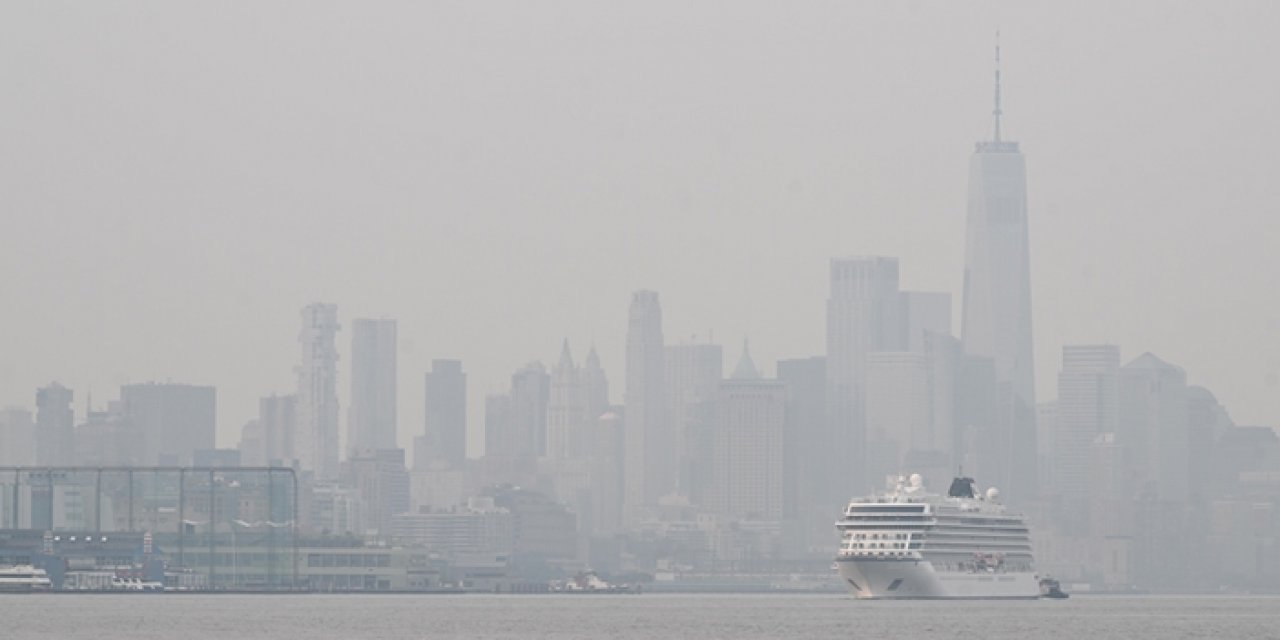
xmin=993 ymin=30 xmax=1003 ymax=143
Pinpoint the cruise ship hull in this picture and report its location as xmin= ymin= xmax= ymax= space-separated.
xmin=836 ymin=557 xmax=1039 ymax=599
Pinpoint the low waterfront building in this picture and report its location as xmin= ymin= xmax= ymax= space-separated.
xmin=389 ymin=497 xmax=514 ymax=556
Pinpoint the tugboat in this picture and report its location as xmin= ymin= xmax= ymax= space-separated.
xmin=1039 ymin=576 xmax=1068 ymax=599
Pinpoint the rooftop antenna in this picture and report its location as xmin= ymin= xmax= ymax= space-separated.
xmin=993 ymin=30 xmax=1003 ymax=144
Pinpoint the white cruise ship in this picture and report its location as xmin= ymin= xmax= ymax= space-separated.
xmin=835 ymin=474 xmax=1039 ymax=599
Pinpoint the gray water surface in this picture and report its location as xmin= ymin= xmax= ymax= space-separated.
xmin=2 ymin=593 xmax=1276 ymax=639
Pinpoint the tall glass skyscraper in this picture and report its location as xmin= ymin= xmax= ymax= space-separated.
xmin=349 ymin=318 xmax=398 ymax=454
xmin=960 ymin=44 xmax=1038 ymax=502
xmin=624 ymin=290 xmax=667 ymax=525
xmin=297 ymin=303 xmax=341 ymax=480
xmin=826 ymin=257 xmax=904 ymax=497
xmin=422 ymin=359 xmax=467 ymax=467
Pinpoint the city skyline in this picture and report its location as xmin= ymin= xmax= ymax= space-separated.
xmin=4 ymin=4 xmax=1279 ymax=452
xmin=3 ymin=3 xmax=1279 ymax=600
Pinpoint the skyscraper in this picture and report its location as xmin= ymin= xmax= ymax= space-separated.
xmin=259 ymin=393 xmax=297 ymax=466
xmin=902 ymin=291 xmax=952 ymax=354
xmin=483 ymin=393 xmax=515 ymax=459
xmin=777 ymin=355 xmax=825 ymax=519
xmin=0 ymin=407 xmax=35 ymax=467
xmin=238 ymin=419 xmax=266 ymax=467
xmin=543 ymin=341 xmax=613 ymax=534
xmin=624 ymin=290 xmax=668 ymax=523
xmin=865 ymin=330 xmax=960 ymax=492
xmin=1117 ymin=353 xmax=1192 ymax=587
xmin=546 ymin=341 xmax=587 ymax=461
xmin=510 ymin=361 xmax=550 ymax=460
xmin=296 ymin=303 xmax=341 ymax=479
xmin=347 ymin=448 xmax=411 ymax=538
xmin=590 ymin=408 xmax=625 ymax=534
xmin=710 ymin=341 xmax=786 ymax=520
xmin=920 ymin=331 xmax=960 ymax=480
xmin=478 ymin=365 xmax=547 ymax=488
xmin=1118 ymin=353 xmax=1190 ymax=499
xmin=960 ymin=45 xmax=1037 ymax=502
xmin=422 ymin=359 xmax=467 ymax=468
xmin=1054 ymin=345 xmax=1121 ymax=532
xmin=865 ymin=351 xmax=931 ymax=483
xmin=349 ymin=318 xmax=398 ymax=454
xmin=1186 ymin=386 xmax=1233 ymax=506
xmin=582 ymin=346 xmax=610 ymax=422
xmin=76 ymin=400 xmax=140 ymax=467
xmin=121 ymin=382 xmax=216 ymax=466
xmin=665 ymin=340 xmax=723 ymax=503
xmin=826 ymin=257 xmax=904 ymax=497
xmin=581 ymin=349 xmax=615 ymax=535
xmin=954 ymin=354 xmax=1000 ymax=481
xmin=35 ymin=382 xmax=74 ymax=466
xmin=1035 ymin=401 xmax=1058 ymax=489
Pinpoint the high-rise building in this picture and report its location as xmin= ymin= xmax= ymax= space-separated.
xmin=1088 ymin=431 xmax=1132 ymax=585
xmin=953 ymin=354 xmax=1000 ymax=482
xmin=902 ymin=291 xmax=952 ymax=354
xmin=1036 ymin=401 xmax=1059 ymax=490
xmin=777 ymin=356 xmax=825 ymax=519
xmin=421 ymin=359 xmax=467 ymax=468
xmin=307 ymin=483 xmax=360 ymax=536
xmin=510 ymin=362 xmax=550 ymax=461
xmin=624 ymin=290 xmax=668 ymax=523
xmin=483 ymin=393 xmax=514 ymax=460
xmin=584 ymin=349 xmax=614 ymax=528
xmin=960 ymin=46 xmax=1038 ymax=502
xmin=409 ymin=461 xmax=469 ymax=514
xmin=296 ymin=303 xmax=341 ymax=479
xmin=865 ymin=351 xmax=931 ymax=484
xmin=589 ymin=407 xmax=625 ymax=535
xmin=238 ymin=419 xmax=266 ymax=467
xmin=35 ymin=382 xmax=74 ymax=466
xmin=488 ymin=486 xmax=578 ymax=564
xmin=475 ymin=361 xmax=553 ymax=472
xmin=240 ymin=394 xmax=296 ymax=467
xmin=348 ymin=318 xmax=398 ymax=454
xmin=1119 ymin=353 xmax=1190 ymax=500
xmin=193 ymin=448 xmax=241 ymax=468
xmin=0 ymin=407 xmax=35 ymax=467
xmin=347 ymin=448 xmax=411 ymax=537
xmin=543 ymin=341 xmax=614 ymax=534
xmin=582 ymin=346 xmax=610 ymax=422
xmin=1186 ymin=386 xmax=1233 ymax=505
xmin=1054 ymin=345 xmax=1121 ymax=532
xmin=920 ymin=331 xmax=960 ymax=478
xmin=546 ymin=341 xmax=588 ymax=461
xmin=1118 ymin=353 xmax=1192 ymax=588
xmin=863 ymin=330 xmax=962 ymax=493
xmin=826 ymin=257 xmax=904 ymax=497
xmin=665 ymin=341 xmax=723 ymax=503
xmin=76 ymin=400 xmax=140 ymax=467
xmin=260 ymin=394 xmax=297 ymax=467
xmin=121 ymin=382 xmax=216 ymax=466
xmin=709 ymin=342 xmax=786 ymax=521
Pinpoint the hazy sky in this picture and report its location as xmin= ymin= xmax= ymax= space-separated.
xmin=3 ymin=1 xmax=1277 ymax=454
